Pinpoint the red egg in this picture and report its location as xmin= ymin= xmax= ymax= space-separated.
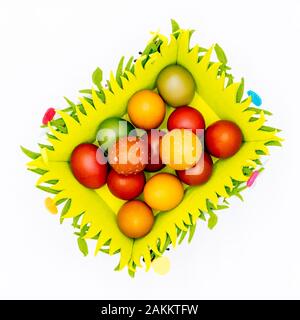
xmin=167 ymin=106 xmax=206 ymax=134
xmin=107 ymin=169 xmax=145 ymax=200
xmin=70 ymin=143 xmax=108 ymax=189
xmin=176 ymin=152 xmax=213 ymax=186
xmin=142 ymin=129 xmax=165 ymax=172
xmin=205 ymin=120 xmax=243 ymax=159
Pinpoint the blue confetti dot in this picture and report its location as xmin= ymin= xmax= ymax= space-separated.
xmin=247 ymin=90 xmax=262 ymax=106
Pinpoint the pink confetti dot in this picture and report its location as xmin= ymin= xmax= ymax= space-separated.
xmin=247 ymin=170 xmax=259 ymax=187
xmin=42 ymin=108 xmax=56 ymax=125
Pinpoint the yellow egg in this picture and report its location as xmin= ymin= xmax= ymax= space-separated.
xmin=160 ymin=129 xmax=202 ymax=170
xmin=152 ymin=256 xmax=171 ymax=275
xmin=144 ymin=173 xmax=184 ymax=211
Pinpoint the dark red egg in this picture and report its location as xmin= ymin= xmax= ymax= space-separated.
xmin=176 ymin=152 xmax=213 ymax=186
xmin=167 ymin=106 xmax=206 ymax=135
xmin=70 ymin=143 xmax=108 ymax=189
xmin=205 ymin=120 xmax=243 ymax=159
xmin=107 ymin=169 xmax=145 ymax=200
xmin=142 ymin=129 xmax=165 ymax=172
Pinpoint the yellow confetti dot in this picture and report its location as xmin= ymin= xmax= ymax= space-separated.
xmin=45 ymin=197 xmax=58 ymax=214
xmin=152 ymin=256 xmax=170 ymax=275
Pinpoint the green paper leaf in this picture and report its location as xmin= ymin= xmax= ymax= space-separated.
xmin=125 ymin=56 xmax=134 ymax=72
xmin=199 ymin=211 xmax=206 ymax=221
xmin=188 ymin=224 xmax=196 ymax=242
xmin=254 ymin=159 xmax=262 ymax=165
xmin=92 ymin=67 xmax=103 ymax=90
xmin=236 ymin=77 xmax=245 ymax=103
xmin=72 ymin=214 xmax=82 ymax=229
xmin=79 ymin=89 xmax=92 ymax=94
xmin=226 ymin=74 xmax=234 ymax=87
xmin=178 ymin=230 xmax=187 ymax=244
xmin=215 ymin=43 xmax=227 ymax=65
xmin=249 ymin=117 xmax=259 ymax=122
xmin=36 ymin=185 xmax=60 ymax=194
xmin=188 ymin=29 xmax=195 ymax=41
xmin=97 ymin=90 xmax=106 ymax=103
xmin=63 ymin=97 xmax=76 ymax=111
xmin=243 ymin=166 xmax=253 ymax=176
xmin=58 ymin=198 xmax=69 ymax=224
xmin=265 ymin=140 xmax=282 ymax=147
xmin=38 ymin=143 xmax=54 ymax=151
xmin=247 ymin=107 xmax=272 ymax=116
xmin=208 ymin=212 xmax=218 ymax=229
xmin=128 ymin=264 xmax=136 ymax=278
xmin=260 ymin=125 xmax=278 ymax=132
xmin=142 ymin=36 xmax=157 ymax=56
xmin=216 ymin=205 xmax=229 ymax=210
xmin=28 ymin=168 xmax=47 ymax=175
xmin=80 ymin=224 xmax=89 ymax=237
xmin=45 ymin=179 xmax=59 ymax=185
xmin=235 ymin=193 xmax=244 ymax=201
xmin=82 ymin=96 xmax=93 ymax=106
xmin=106 ymin=80 xmax=112 ymax=92
xmin=61 ymin=106 xmax=73 ymax=112
xmin=47 ymin=133 xmax=58 ymax=140
xmin=199 ymin=47 xmax=208 ymax=52
xmin=116 ymin=56 xmax=125 ymax=87
xmin=61 ymin=199 xmax=71 ymax=215
xmin=171 ymin=19 xmax=180 ymax=34
xmin=20 ymin=146 xmax=40 ymax=159
xmin=160 ymin=235 xmax=171 ymax=253
xmin=51 ymin=118 xmax=65 ymax=126
xmin=77 ymin=238 xmax=88 ymax=256
xmin=102 ymin=248 xmax=110 ymax=254
xmin=56 ymin=198 xmax=67 ymax=206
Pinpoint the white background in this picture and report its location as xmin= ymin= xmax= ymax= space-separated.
xmin=0 ymin=0 xmax=299 ymax=299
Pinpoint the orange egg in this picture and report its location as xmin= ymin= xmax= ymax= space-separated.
xmin=127 ymin=90 xmax=166 ymax=130
xmin=117 ymin=200 xmax=154 ymax=238
xmin=160 ymin=129 xmax=202 ymax=170
xmin=144 ymin=173 xmax=184 ymax=211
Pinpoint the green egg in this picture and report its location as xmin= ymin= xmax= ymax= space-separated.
xmin=97 ymin=117 xmax=135 ymax=151
xmin=156 ymin=64 xmax=195 ymax=107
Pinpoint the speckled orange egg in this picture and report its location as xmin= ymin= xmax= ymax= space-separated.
xmin=108 ymin=136 xmax=147 ymax=175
